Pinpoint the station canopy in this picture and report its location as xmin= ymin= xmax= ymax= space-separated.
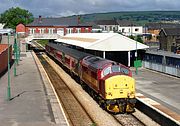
xmin=55 ymin=33 xmax=149 ymax=51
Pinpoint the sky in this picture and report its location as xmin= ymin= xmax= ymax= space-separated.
xmin=0 ymin=0 xmax=180 ymax=17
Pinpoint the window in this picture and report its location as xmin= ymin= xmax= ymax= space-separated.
xmin=85 ymin=28 xmax=89 ymax=33
xmin=104 ymin=26 xmax=107 ymax=31
xmin=109 ymin=26 xmax=112 ymax=31
xmin=29 ymin=28 xmax=35 ymax=34
xmin=76 ymin=28 xmax=81 ymax=33
xmin=48 ymin=28 xmax=55 ymax=34
xmin=103 ymin=66 xmax=111 ymax=76
xmin=135 ymin=28 xmax=139 ymax=32
xmin=39 ymin=28 xmax=45 ymax=34
xmin=112 ymin=65 xmax=121 ymax=72
xmin=122 ymin=28 xmax=125 ymax=33
xmin=67 ymin=28 xmax=73 ymax=34
xmin=121 ymin=67 xmax=129 ymax=75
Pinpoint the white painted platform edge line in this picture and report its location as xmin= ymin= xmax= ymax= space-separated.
xmin=140 ymin=98 xmax=160 ymax=105
xmin=32 ymin=51 xmax=70 ymax=126
xmin=136 ymin=93 xmax=144 ymax=97
xmin=136 ymin=97 xmax=180 ymax=125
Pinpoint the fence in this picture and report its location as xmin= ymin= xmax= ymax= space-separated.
xmin=142 ymin=61 xmax=180 ymax=77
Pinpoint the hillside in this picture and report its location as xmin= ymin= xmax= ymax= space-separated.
xmin=69 ymin=11 xmax=180 ymax=26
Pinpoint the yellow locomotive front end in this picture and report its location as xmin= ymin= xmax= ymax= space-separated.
xmin=104 ymin=75 xmax=136 ymax=113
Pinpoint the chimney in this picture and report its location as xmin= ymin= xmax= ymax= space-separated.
xmin=77 ymin=15 xmax=81 ymax=25
xmin=39 ymin=15 xmax=42 ymax=23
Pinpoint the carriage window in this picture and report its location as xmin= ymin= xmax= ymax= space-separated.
xmin=103 ymin=66 xmax=111 ymax=76
xmin=112 ymin=65 xmax=121 ymax=72
xmin=121 ymin=67 xmax=129 ymax=75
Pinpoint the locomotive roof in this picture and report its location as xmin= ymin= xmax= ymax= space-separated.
xmin=83 ymin=56 xmax=116 ymax=70
xmin=47 ymin=42 xmax=92 ymax=60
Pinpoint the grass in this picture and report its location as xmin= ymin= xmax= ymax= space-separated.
xmin=36 ymin=40 xmax=48 ymax=47
xmin=91 ymin=123 xmax=97 ymax=126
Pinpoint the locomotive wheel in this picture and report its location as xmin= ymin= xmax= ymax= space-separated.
xmin=107 ymin=104 xmax=120 ymax=113
xmin=118 ymin=103 xmax=126 ymax=113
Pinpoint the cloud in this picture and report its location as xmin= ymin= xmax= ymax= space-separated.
xmin=0 ymin=0 xmax=180 ymax=17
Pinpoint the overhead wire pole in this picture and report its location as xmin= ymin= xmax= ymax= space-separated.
xmin=7 ymin=32 xmax=11 ymax=100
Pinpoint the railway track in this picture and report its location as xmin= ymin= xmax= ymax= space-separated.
xmin=32 ymin=42 xmax=160 ymax=126
xmin=113 ymin=113 xmax=145 ymax=126
xmin=36 ymin=53 xmax=95 ymax=126
xmin=37 ymin=51 xmax=145 ymax=126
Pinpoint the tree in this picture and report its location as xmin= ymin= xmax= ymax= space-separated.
xmin=136 ymin=35 xmax=143 ymax=43
xmin=147 ymin=34 xmax=152 ymax=40
xmin=129 ymin=35 xmax=135 ymax=40
xmin=0 ymin=7 xmax=33 ymax=29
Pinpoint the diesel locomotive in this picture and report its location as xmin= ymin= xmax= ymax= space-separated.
xmin=45 ymin=42 xmax=136 ymax=113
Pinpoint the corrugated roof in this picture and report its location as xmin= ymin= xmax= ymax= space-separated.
xmin=55 ymin=33 xmax=149 ymax=51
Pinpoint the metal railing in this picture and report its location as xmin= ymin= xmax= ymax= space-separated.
xmin=31 ymin=33 xmax=61 ymax=39
xmin=25 ymin=33 xmax=62 ymax=43
xmin=142 ymin=61 xmax=180 ymax=77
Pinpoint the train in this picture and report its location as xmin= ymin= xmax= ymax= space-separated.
xmin=45 ymin=42 xmax=136 ymax=113
xmin=0 ymin=44 xmax=12 ymax=76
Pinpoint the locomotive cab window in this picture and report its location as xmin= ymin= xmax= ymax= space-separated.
xmin=112 ymin=65 xmax=121 ymax=72
xmin=121 ymin=67 xmax=129 ymax=75
xmin=103 ymin=66 xmax=111 ymax=76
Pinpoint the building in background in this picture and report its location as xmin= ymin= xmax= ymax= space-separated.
xmin=16 ymin=16 xmax=92 ymax=36
xmin=94 ymin=20 xmax=119 ymax=32
xmin=117 ymin=20 xmax=143 ymax=36
xmin=146 ymin=23 xmax=180 ymax=42
xmin=159 ymin=28 xmax=180 ymax=52
xmin=16 ymin=23 xmax=26 ymax=35
xmin=94 ymin=19 xmax=143 ymax=35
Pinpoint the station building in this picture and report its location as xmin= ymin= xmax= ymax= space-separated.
xmin=16 ymin=16 xmax=92 ymax=36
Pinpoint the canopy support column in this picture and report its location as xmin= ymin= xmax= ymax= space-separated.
xmin=128 ymin=51 xmax=131 ymax=67
xmin=103 ymin=51 xmax=106 ymax=59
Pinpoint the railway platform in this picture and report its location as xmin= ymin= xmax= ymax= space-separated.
xmin=132 ymin=68 xmax=180 ymax=122
xmin=0 ymin=51 xmax=68 ymax=126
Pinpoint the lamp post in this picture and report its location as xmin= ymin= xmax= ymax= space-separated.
xmin=135 ymin=39 xmax=138 ymax=75
xmin=7 ymin=32 xmax=11 ymax=100
xmin=14 ymin=33 xmax=17 ymax=76
xmin=17 ymin=33 xmax=20 ymax=64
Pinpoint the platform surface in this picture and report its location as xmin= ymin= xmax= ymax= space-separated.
xmin=0 ymin=52 xmax=67 ymax=126
xmin=133 ymin=68 xmax=180 ymax=115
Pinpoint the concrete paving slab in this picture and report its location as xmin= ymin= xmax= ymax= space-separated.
xmin=0 ymin=51 xmax=57 ymax=126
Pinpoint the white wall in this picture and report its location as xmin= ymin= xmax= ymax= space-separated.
xmin=118 ymin=26 xmax=143 ymax=35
